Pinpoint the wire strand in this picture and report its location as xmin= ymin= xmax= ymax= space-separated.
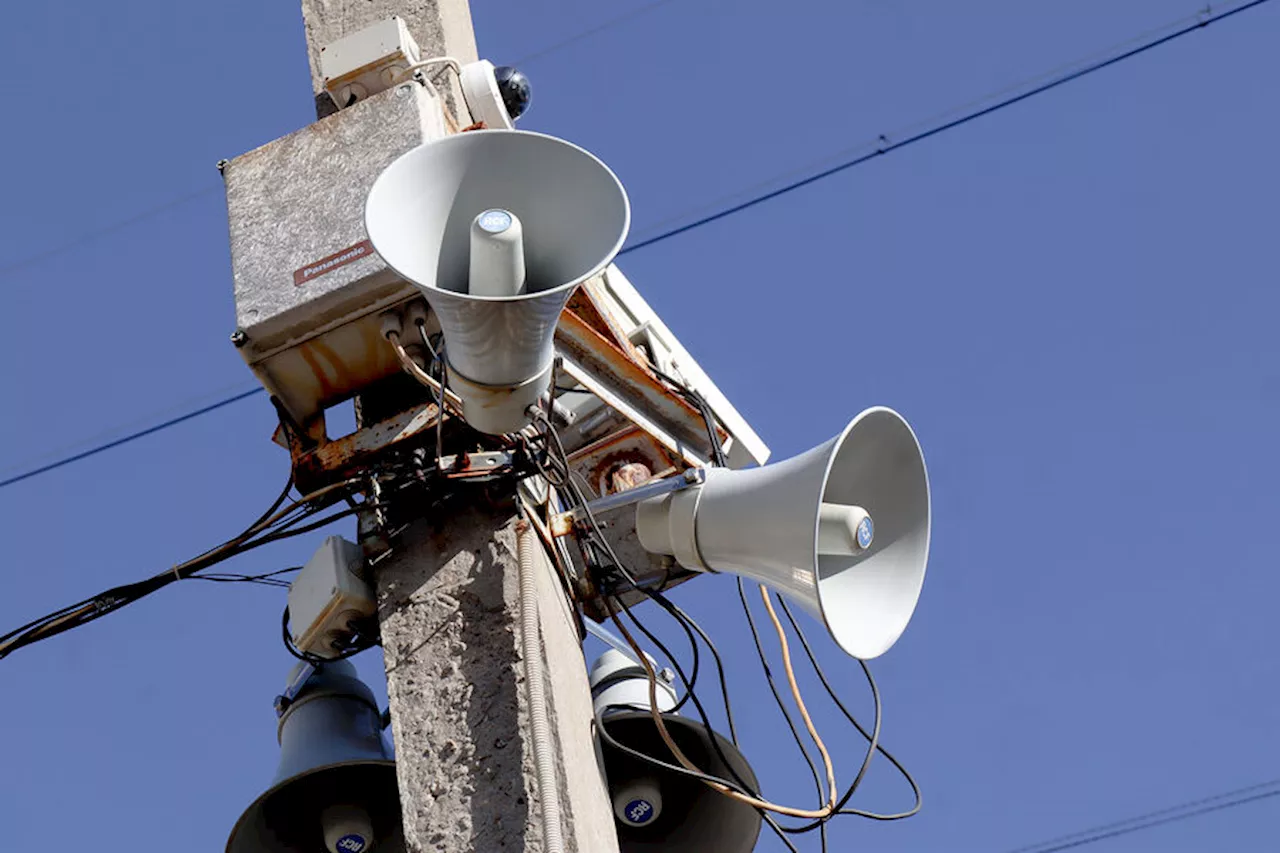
xmin=3 ymin=0 xmax=1271 ymax=493
xmin=608 ymin=597 xmax=838 ymax=819
xmin=616 ymin=0 xmax=1274 ymax=257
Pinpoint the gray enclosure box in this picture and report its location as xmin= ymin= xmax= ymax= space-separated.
xmin=222 ymin=81 xmax=454 ymax=428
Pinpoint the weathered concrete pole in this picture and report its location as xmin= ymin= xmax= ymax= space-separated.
xmin=295 ymin=5 xmax=622 ymax=851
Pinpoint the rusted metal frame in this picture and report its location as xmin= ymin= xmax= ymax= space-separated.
xmin=554 ymin=308 xmax=727 ymax=465
xmin=568 ymin=424 xmax=682 ymax=494
xmin=289 ymin=399 xmax=443 ymax=492
xmin=565 ymin=279 xmax=637 ymax=355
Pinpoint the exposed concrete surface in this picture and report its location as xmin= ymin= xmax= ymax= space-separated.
xmin=376 ymin=502 xmax=620 ymax=852
xmin=300 ymin=0 xmax=477 ymax=119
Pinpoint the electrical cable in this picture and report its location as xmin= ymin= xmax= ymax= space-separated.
xmin=650 ymin=593 xmax=737 ymax=741
xmin=606 ymin=595 xmax=801 ymax=853
xmin=282 ymin=605 xmax=378 ymax=665
xmin=510 ymin=0 xmax=681 ymax=66
xmin=776 ymin=597 xmax=922 ymax=826
xmin=0 ymin=475 xmax=367 ymax=660
xmin=4 ymin=0 xmax=1270 ymax=493
xmin=608 ymin=597 xmax=838 ymax=819
xmin=615 ymin=0 xmax=1275 ymax=257
xmin=0 ymin=386 xmax=264 ymax=490
xmin=0 ymin=185 xmax=222 ymax=282
xmin=0 ymin=1 xmax=675 ymax=286
xmin=385 ymin=328 xmax=465 ymax=414
xmin=614 ymin=590 xmax=702 ymax=717
xmin=533 ymin=409 xmax=813 ymax=840
xmin=593 ymin=700 xmax=799 ymax=853
xmin=999 ymin=778 xmax=1280 ymax=853
xmin=736 ymin=578 xmax=829 ymax=836
xmin=193 ymin=570 xmax=295 ymax=589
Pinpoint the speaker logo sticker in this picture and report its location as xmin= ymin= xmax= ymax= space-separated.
xmin=336 ymin=834 xmax=368 ymax=852
xmin=857 ymin=516 xmax=875 ymax=550
xmin=625 ymin=798 xmax=655 ymax=825
xmin=293 ymin=239 xmax=375 ymax=286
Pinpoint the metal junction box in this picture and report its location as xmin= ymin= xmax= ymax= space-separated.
xmin=221 ymin=81 xmax=453 ymax=430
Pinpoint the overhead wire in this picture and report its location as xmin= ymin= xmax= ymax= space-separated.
xmin=616 ymin=0 xmax=1274 ymax=257
xmin=509 ymin=0 xmax=681 ymax=66
xmin=1000 ymin=778 xmax=1280 ymax=853
xmin=0 ymin=387 xmax=265 ymax=490
xmin=0 ymin=474 xmax=370 ymax=660
xmin=0 ymin=185 xmax=222 ymax=282
xmin=0 ymin=1 xmax=680 ymax=286
xmin=2 ymin=0 xmax=1272 ymax=493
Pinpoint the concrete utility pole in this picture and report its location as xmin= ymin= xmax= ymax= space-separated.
xmin=301 ymin=0 xmax=478 ymax=119
xmin=296 ymin=4 xmax=622 ymax=852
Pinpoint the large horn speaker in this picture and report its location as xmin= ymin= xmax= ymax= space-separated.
xmin=635 ymin=407 xmax=931 ymax=659
xmin=365 ymin=129 xmax=630 ymax=434
xmin=590 ymin=650 xmax=761 ymax=853
xmin=226 ymin=660 xmax=402 ymax=853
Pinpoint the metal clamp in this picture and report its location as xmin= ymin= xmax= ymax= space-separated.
xmin=550 ymin=467 xmax=706 ymax=537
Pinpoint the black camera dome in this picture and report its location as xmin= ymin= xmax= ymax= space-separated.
xmin=493 ymin=66 xmax=532 ymax=121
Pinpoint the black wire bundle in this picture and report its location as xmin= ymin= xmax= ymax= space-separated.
xmin=542 ymin=370 xmax=922 ymax=850
xmin=0 ymin=472 xmax=377 ymax=661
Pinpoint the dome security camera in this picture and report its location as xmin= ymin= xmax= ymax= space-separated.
xmin=460 ymin=60 xmax=532 ymax=129
xmin=493 ymin=65 xmax=532 ymax=120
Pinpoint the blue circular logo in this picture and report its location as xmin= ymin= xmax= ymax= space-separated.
xmin=477 ymin=209 xmax=513 ymax=233
xmin=856 ymin=516 xmax=874 ymax=550
xmin=335 ymin=834 xmax=368 ymax=853
xmin=625 ymin=798 xmax=656 ymax=825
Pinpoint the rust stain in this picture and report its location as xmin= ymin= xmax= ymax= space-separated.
xmin=296 ymin=342 xmax=337 ymax=401
xmin=295 ymin=400 xmax=442 ymax=491
xmin=309 ymin=337 xmax=352 ymax=401
xmin=556 ymin=309 xmax=728 ymax=448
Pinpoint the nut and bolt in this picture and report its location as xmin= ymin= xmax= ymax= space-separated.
xmin=230 ymin=329 xmax=248 ymax=347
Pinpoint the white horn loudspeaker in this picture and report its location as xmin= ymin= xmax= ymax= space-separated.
xmin=365 ymin=130 xmax=630 ymax=435
xmin=635 ymin=407 xmax=931 ymax=660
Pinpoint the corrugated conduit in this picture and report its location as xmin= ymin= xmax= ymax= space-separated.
xmin=516 ymin=522 xmax=567 ymax=853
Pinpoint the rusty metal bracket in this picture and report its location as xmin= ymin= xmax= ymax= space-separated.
xmin=288 ymin=399 xmax=444 ymax=493
xmin=554 ymin=308 xmax=724 ymax=467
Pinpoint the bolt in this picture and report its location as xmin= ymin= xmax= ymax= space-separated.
xmin=659 ymin=667 xmax=676 ymax=684
xmin=216 ymin=158 xmax=229 ymax=174
xmin=230 ymin=329 xmax=248 ymax=347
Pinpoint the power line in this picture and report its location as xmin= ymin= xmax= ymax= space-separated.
xmin=0 ymin=4 xmax=682 ymax=284
xmin=0 ymin=0 xmax=1272 ymax=492
xmin=0 ymin=185 xmax=221 ymax=283
xmin=0 ymin=387 xmax=263 ymax=490
xmin=618 ymin=0 xmax=1274 ymax=256
xmin=1001 ymin=779 xmax=1280 ymax=853
xmin=510 ymin=0 xmax=681 ymax=66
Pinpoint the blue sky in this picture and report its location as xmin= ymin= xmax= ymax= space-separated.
xmin=1 ymin=2 xmax=1278 ymax=851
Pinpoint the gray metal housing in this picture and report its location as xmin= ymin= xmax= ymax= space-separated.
xmin=222 ymin=81 xmax=451 ymax=428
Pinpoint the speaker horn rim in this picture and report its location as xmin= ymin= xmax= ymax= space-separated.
xmin=224 ymin=758 xmax=399 ymax=853
xmin=812 ymin=405 xmax=931 ymax=660
xmin=364 ymin=128 xmax=631 ymax=304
